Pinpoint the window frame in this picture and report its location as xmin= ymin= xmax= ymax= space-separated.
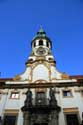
xmin=35 ymin=91 xmax=46 ymax=105
xmin=36 ymin=92 xmax=46 ymax=99
xmin=3 ymin=114 xmax=18 ymax=125
xmin=64 ymin=112 xmax=80 ymax=125
xmin=10 ymin=91 xmax=20 ymax=99
xmin=62 ymin=89 xmax=73 ymax=98
xmin=38 ymin=40 xmax=43 ymax=46
xmin=63 ymin=108 xmax=81 ymax=125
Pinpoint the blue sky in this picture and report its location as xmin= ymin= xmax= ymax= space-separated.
xmin=0 ymin=0 xmax=83 ymax=78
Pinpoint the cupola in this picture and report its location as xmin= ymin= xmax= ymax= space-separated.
xmin=31 ymin=27 xmax=52 ymax=56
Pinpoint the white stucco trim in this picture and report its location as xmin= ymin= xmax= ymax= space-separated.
xmin=52 ymin=79 xmax=77 ymax=83
xmin=6 ymin=81 xmax=29 ymax=84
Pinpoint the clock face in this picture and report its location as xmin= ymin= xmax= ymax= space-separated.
xmin=36 ymin=47 xmax=47 ymax=56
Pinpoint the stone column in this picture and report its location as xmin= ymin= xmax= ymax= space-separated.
xmin=23 ymin=112 xmax=30 ymax=125
xmin=21 ymin=89 xmax=33 ymax=125
xmin=50 ymin=111 xmax=58 ymax=125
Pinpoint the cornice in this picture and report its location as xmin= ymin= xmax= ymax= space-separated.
xmin=26 ymin=59 xmax=56 ymax=66
xmin=0 ymin=81 xmax=83 ymax=89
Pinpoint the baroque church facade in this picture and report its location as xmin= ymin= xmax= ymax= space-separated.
xmin=0 ymin=28 xmax=83 ymax=125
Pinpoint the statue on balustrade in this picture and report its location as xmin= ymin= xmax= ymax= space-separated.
xmin=24 ymin=89 xmax=32 ymax=107
xmin=49 ymin=88 xmax=57 ymax=106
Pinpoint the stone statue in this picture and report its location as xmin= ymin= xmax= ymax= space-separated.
xmin=49 ymin=88 xmax=55 ymax=99
xmin=49 ymin=88 xmax=61 ymax=125
xmin=49 ymin=88 xmax=57 ymax=106
xmin=24 ymin=89 xmax=32 ymax=107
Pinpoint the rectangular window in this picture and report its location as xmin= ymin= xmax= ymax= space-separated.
xmin=65 ymin=113 xmax=80 ymax=125
xmin=10 ymin=92 xmax=19 ymax=99
xmin=63 ymin=90 xmax=72 ymax=97
xmin=3 ymin=115 xmax=17 ymax=125
xmin=36 ymin=92 xmax=46 ymax=105
xmin=37 ymin=92 xmax=45 ymax=98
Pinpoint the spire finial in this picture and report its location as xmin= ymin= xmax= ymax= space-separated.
xmin=40 ymin=25 xmax=43 ymax=29
xmin=40 ymin=25 xmax=43 ymax=31
xmin=37 ymin=26 xmax=46 ymax=35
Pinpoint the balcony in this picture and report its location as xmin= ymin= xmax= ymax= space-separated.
xmin=21 ymin=89 xmax=61 ymax=114
xmin=21 ymin=97 xmax=60 ymax=114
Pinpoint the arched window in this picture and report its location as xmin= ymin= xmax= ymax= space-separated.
xmin=46 ymin=41 xmax=49 ymax=47
xmin=34 ymin=41 xmax=36 ymax=47
xmin=39 ymin=40 xmax=43 ymax=46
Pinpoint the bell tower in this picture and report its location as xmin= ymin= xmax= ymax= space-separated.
xmin=21 ymin=28 xmax=62 ymax=125
xmin=31 ymin=27 xmax=52 ymax=57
